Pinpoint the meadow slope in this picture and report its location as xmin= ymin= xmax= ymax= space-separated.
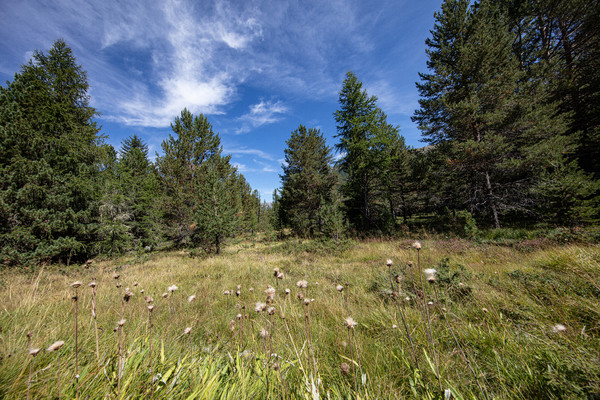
xmin=1 ymin=239 xmax=599 ymax=399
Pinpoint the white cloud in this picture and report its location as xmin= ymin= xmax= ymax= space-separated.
xmin=224 ymin=147 xmax=275 ymax=161
xmin=365 ymin=80 xmax=419 ymax=117
xmin=235 ymin=100 xmax=288 ymax=134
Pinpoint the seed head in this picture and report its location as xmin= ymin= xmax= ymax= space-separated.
xmin=424 ymin=268 xmax=437 ymax=283
xmin=296 ymin=280 xmax=308 ymax=289
xmin=254 ymin=302 xmax=267 ymax=313
xmin=392 ymin=324 xmax=398 ymax=329
xmin=117 ymin=319 xmax=126 ymax=327
xmin=229 ymin=320 xmax=236 ymax=332
xmin=273 ymin=267 xmax=280 ymax=277
xmin=133 ymin=282 xmax=138 ymax=287
xmin=407 ymin=261 xmax=413 ymax=267
xmin=412 ymin=241 xmax=422 ymax=250
xmin=249 ymin=287 xmax=254 ymax=292
xmin=116 ymin=282 xmax=122 ymax=288
xmin=341 ymin=362 xmax=350 ymax=375
xmin=259 ymin=328 xmax=269 ymax=338
xmin=265 ymin=287 xmax=276 ymax=300
xmin=236 ymin=313 xmax=242 ymax=320
xmin=237 ymin=284 xmax=242 ymax=290
xmin=552 ymin=324 xmax=567 ymax=333
xmin=183 ymin=327 xmax=192 ymax=335
xmin=344 ymin=317 xmax=357 ymax=329
xmin=277 ymin=272 xmax=284 ymax=280
xmin=303 ymin=298 xmax=311 ymax=306
xmin=386 ymin=259 xmax=393 ymax=267
xmin=285 ymin=288 xmax=290 ymax=295
xmin=273 ymin=362 xmax=280 ymax=371
xmin=336 ymin=284 xmax=344 ymax=292
xmin=188 ymin=294 xmax=197 ymax=302
xmin=123 ymin=288 xmax=134 ymax=301
xmin=47 ymin=341 xmax=65 ymax=352
xmin=267 ymin=307 xmax=276 ymax=315
xmin=70 ymin=281 xmax=82 ymax=289
xmin=236 ymin=290 xmax=241 ymax=297
xmin=147 ymin=305 xmax=154 ymax=312
xmin=88 ymin=281 xmax=97 ymax=288
xmin=168 ymin=285 xmax=178 ymax=293
xmin=297 ymin=292 xmax=304 ymax=301
xmin=29 ymin=348 xmax=41 ymax=356
xmin=113 ymin=272 xmax=120 ymax=280
xmin=395 ymin=275 xmax=402 ymax=284
xmin=223 ymin=290 xmax=232 ymax=296
xmin=162 ymin=292 xmax=168 ymax=298
xmin=145 ymin=296 xmax=154 ymax=303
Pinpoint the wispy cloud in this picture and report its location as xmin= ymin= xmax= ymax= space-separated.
xmin=235 ymin=100 xmax=288 ymax=134
xmin=224 ymin=147 xmax=275 ymax=161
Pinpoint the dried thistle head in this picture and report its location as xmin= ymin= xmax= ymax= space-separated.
xmin=424 ymin=268 xmax=437 ymax=283
xmin=168 ymin=285 xmax=178 ymax=293
xmin=113 ymin=272 xmax=120 ymax=280
xmin=123 ymin=288 xmax=134 ymax=302
xmin=336 ymin=284 xmax=344 ymax=292
xmin=71 ymin=281 xmax=82 ymax=289
xmin=407 ymin=261 xmax=413 ymax=267
xmin=552 ymin=324 xmax=567 ymax=333
xmin=162 ymin=292 xmax=168 ymax=299
xmin=47 ymin=341 xmax=65 ymax=352
xmin=386 ymin=259 xmax=393 ymax=267
xmin=188 ymin=294 xmax=197 ymax=303
xmin=296 ymin=280 xmax=308 ymax=289
xmin=116 ymin=282 xmax=122 ymax=288
xmin=249 ymin=287 xmax=254 ymax=292
xmin=273 ymin=267 xmax=280 ymax=277
xmin=236 ymin=290 xmax=241 ymax=297
xmin=265 ymin=287 xmax=276 ymax=300
xmin=259 ymin=328 xmax=269 ymax=338
xmin=340 ymin=362 xmax=350 ymax=375
xmin=267 ymin=307 xmax=275 ymax=315
xmin=145 ymin=296 xmax=154 ymax=303
xmin=285 ymin=288 xmax=290 ymax=295
xmin=229 ymin=320 xmax=236 ymax=332
xmin=236 ymin=313 xmax=242 ymax=320
xmin=277 ymin=272 xmax=284 ymax=280
xmin=303 ymin=298 xmax=311 ymax=306
xmin=297 ymin=292 xmax=304 ymax=301
xmin=88 ymin=281 xmax=97 ymax=288
xmin=117 ymin=319 xmax=126 ymax=327
xmin=223 ymin=290 xmax=232 ymax=296
xmin=254 ymin=302 xmax=267 ymax=313
xmin=133 ymin=282 xmax=138 ymax=287
xmin=184 ymin=327 xmax=192 ymax=335
xmin=344 ymin=317 xmax=357 ymax=329
xmin=29 ymin=348 xmax=41 ymax=356
xmin=412 ymin=241 xmax=422 ymax=250
xmin=395 ymin=274 xmax=402 ymax=284
xmin=147 ymin=305 xmax=154 ymax=312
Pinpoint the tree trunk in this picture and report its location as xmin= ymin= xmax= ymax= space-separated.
xmin=485 ymin=171 xmax=500 ymax=229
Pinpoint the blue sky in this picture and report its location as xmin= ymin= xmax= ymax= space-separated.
xmin=0 ymin=0 xmax=441 ymax=201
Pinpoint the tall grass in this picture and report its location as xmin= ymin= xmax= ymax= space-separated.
xmin=0 ymin=240 xmax=599 ymax=398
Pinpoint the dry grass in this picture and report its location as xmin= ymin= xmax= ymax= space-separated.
xmin=1 ymin=239 xmax=599 ymax=398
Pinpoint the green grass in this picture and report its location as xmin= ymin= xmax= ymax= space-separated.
xmin=1 ymin=239 xmax=599 ymax=399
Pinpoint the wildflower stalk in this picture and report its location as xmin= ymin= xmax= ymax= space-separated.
xmin=27 ymin=344 xmax=40 ymax=400
xmin=387 ymin=261 xmax=419 ymax=368
xmin=89 ymin=280 xmax=99 ymax=359
xmin=415 ymin=243 xmax=442 ymax=392
xmin=433 ymin=284 xmax=488 ymax=400
xmin=71 ymin=281 xmax=82 ymax=400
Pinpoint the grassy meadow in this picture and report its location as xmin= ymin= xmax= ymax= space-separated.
xmin=1 ymin=238 xmax=599 ymax=399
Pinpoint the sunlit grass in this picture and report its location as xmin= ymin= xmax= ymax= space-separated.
xmin=1 ymin=239 xmax=599 ymax=398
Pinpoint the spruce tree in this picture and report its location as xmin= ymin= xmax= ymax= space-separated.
xmin=279 ymin=125 xmax=340 ymax=237
xmin=334 ymin=71 xmax=403 ymax=231
xmin=0 ymin=39 xmax=100 ymax=265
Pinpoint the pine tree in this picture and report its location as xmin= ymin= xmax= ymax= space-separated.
xmin=334 ymin=71 xmax=402 ymax=231
xmin=279 ymin=125 xmax=339 ymax=237
xmin=156 ymin=109 xmax=221 ymax=246
xmin=0 ymin=39 xmax=100 ymax=265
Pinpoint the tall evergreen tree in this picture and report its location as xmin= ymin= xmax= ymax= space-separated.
xmin=0 ymin=39 xmax=100 ymax=265
xmin=156 ymin=109 xmax=221 ymax=246
xmin=334 ymin=71 xmax=403 ymax=231
xmin=279 ymin=125 xmax=340 ymax=237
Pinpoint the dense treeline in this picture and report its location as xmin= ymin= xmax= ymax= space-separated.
xmin=0 ymin=40 xmax=261 ymax=266
xmin=275 ymin=0 xmax=599 ymax=238
xmin=2 ymin=0 xmax=599 ymax=265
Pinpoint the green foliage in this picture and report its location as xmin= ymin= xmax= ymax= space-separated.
xmin=279 ymin=125 xmax=341 ymax=238
xmin=334 ymin=71 xmax=409 ymax=232
xmin=0 ymin=39 xmax=101 ymax=266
